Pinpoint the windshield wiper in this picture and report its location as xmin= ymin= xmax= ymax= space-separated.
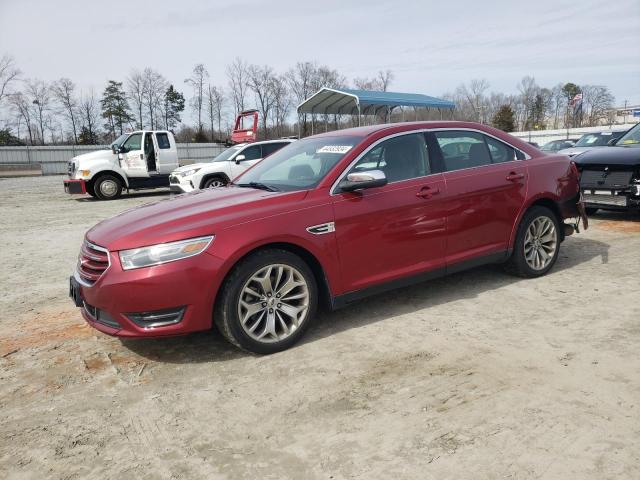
xmin=235 ymin=182 xmax=279 ymax=192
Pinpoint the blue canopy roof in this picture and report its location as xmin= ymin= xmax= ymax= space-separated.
xmin=297 ymin=87 xmax=455 ymax=115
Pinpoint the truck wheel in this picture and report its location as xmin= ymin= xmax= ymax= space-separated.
xmin=86 ymin=182 xmax=97 ymax=198
xmin=94 ymin=174 xmax=123 ymax=200
xmin=504 ymin=206 xmax=560 ymax=278
xmin=215 ymin=249 xmax=318 ymax=354
xmin=203 ymin=176 xmax=227 ymax=189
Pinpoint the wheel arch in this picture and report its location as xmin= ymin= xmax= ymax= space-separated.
xmin=212 ymin=241 xmax=334 ymax=323
xmin=510 ymin=195 xmax=565 ymax=248
xmin=89 ymin=170 xmax=128 ymax=189
xmin=199 ymin=172 xmax=230 ymax=189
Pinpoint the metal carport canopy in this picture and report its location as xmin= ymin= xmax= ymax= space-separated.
xmin=297 ymin=87 xmax=456 ymax=115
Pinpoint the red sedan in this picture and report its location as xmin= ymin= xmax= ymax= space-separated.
xmin=69 ymin=122 xmax=587 ymax=354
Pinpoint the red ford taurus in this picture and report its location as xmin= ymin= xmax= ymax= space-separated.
xmin=69 ymin=122 xmax=588 ymax=353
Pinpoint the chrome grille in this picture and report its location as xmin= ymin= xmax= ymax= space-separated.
xmin=68 ymin=161 xmax=75 ymax=177
xmin=580 ymin=169 xmax=633 ymax=188
xmin=77 ymin=241 xmax=110 ymax=286
xmin=583 ymin=193 xmax=628 ymax=207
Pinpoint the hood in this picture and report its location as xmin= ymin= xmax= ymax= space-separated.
xmin=172 ymin=162 xmax=210 ymax=173
xmin=74 ymin=149 xmax=116 ymax=164
xmin=573 ymin=145 xmax=640 ymax=167
xmin=557 ymin=146 xmax=606 ymax=157
xmin=86 ymin=186 xmax=308 ymax=251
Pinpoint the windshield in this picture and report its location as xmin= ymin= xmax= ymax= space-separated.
xmin=110 ymin=133 xmax=129 ymax=150
xmin=211 ymin=145 xmax=244 ymax=162
xmin=233 ymin=135 xmax=361 ymax=192
xmin=616 ymin=124 xmax=640 ymax=146
xmin=574 ymin=132 xmax=619 ymax=147
xmin=541 ymin=141 xmax=571 ymax=152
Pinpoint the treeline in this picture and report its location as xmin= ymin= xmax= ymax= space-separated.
xmin=0 ymin=52 xmax=617 ymax=146
xmin=446 ymin=77 xmax=615 ymax=132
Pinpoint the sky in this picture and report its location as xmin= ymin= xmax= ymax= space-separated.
xmin=1 ymin=0 xmax=639 ymax=124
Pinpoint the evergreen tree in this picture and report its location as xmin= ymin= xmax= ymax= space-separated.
xmin=78 ymin=125 xmax=99 ymax=145
xmin=491 ymin=105 xmax=516 ymax=132
xmin=163 ymin=85 xmax=185 ymax=131
xmin=101 ymin=80 xmax=133 ymax=139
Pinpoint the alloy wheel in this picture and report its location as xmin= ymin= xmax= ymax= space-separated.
xmin=237 ymin=264 xmax=310 ymax=343
xmin=523 ymin=216 xmax=557 ymax=270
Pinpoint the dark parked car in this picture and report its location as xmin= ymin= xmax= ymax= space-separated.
xmin=69 ymin=121 xmax=587 ymax=354
xmin=541 ymin=139 xmax=576 ymax=152
xmin=574 ymin=123 xmax=640 ymax=214
xmin=559 ymin=130 xmax=627 ymax=157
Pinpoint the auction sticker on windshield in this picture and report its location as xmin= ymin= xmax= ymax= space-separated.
xmin=317 ymin=146 xmax=353 ymax=154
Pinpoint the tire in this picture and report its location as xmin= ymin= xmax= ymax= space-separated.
xmin=504 ymin=206 xmax=561 ymax=278
xmin=94 ymin=174 xmax=123 ymax=200
xmin=215 ymin=249 xmax=318 ymax=354
xmin=585 ymin=207 xmax=598 ymax=215
xmin=203 ymin=176 xmax=227 ymax=189
xmin=85 ymin=182 xmax=97 ymax=198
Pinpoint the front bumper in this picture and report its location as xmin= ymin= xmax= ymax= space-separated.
xmin=582 ymin=188 xmax=640 ymax=210
xmin=169 ymin=174 xmax=195 ymax=194
xmin=72 ymin=250 xmax=225 ymax=337
xmin=63 ymin=178 xmax=86 ymax=194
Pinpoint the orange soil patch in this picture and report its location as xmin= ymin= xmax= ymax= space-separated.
xmin=596 ymin=220 xmax=640 ymax=234
xmin=0 ymin=310 xmax=95 ymax=356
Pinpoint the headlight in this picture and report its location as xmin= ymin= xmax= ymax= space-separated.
xmin=119 ymin=236 xmax=214 ymax=270
xmin=179 ymin=168 xmax=201 ymax=177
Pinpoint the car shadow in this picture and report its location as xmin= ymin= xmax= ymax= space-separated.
xmin=73 ymin=189 xmax=171 ymax=202
xmin=122 ymin=235 xmax=610 ymax=364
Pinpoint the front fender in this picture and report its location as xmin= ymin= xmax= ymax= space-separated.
xmin=86 ymin=164 xmax=130 ymax=187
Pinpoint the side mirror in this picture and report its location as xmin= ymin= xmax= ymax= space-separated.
xmin=111 ymin=145 xmax=117 ymax=154
xmin=607 ymin=138 xmax=618 ymax=146
xmin=118 ymin=145 xmax=127 ymax=154
xmin=234 ymin=154 xmax=246 ymax=164
xmin=339 ymin=170 xmax=387 ymax=192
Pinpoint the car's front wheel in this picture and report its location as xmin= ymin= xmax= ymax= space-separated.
xmin=215 ymin=249 xmax=317 ymax=354
xmin=504 ymin=206 xmax=560 ymax=278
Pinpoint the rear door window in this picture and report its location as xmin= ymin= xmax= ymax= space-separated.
xmin=261 ymin=142 xmax=289 ymax=157
xmin=156 ymin=133 xmax=171 ymax=149
xmin=484 ymin=136 xmax=517 ymax=163
xmin=434 ymin=131 xmax=490 ymax=171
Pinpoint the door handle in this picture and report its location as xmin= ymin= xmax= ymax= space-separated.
xmin=140 ymin=153 xmax=144 ymax=160
xmin=506 ymin=172 xmax=524 ymax=181
xmin=416 ymin=186 xmax=440 ymax=199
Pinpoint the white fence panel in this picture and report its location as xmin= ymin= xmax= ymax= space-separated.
xmin=0 ymin=143 xmax=227 ymax=175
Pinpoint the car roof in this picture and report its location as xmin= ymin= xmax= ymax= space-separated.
xmin=309 ymin=121 xmax=507 ymax=138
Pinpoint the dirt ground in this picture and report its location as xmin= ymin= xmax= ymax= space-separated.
xmin=1 ymin=175 xmax=639 ymax=480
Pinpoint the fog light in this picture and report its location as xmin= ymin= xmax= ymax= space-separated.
xmin=125 ymin=307 xmax=185 ymax=328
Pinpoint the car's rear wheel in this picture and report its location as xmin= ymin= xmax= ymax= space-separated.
xmin=585 ymin=207 xmax=598 ymax=215
xmin=504 ymin=206 xmax=560 ymax=278
xmin=215 ymin=249 xmax=317 ymax=354
xmin=203 ymin=176 xmax=227 ymax=189
xmin=94 ymin=174 xmax=123 ymax=200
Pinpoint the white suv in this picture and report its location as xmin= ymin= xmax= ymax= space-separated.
xmin=169 ymin=139 xmax=295 ymax=193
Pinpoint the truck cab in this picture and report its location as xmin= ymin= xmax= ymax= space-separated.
xmin=63 ymin=130 xmax=178 ymax=200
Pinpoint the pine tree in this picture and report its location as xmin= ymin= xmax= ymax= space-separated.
xmin=101 ymin=80 xmax=133 ymax=139
xmin=492 ymin=105 xmax=516 ymax=132
xmin=163 ymin=85 xmax=185 ymax=131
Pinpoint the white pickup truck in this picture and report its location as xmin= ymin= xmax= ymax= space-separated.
xmin=63 ymin=130 xmax=179 ymax=200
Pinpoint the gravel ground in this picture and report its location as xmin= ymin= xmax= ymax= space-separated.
xmin=1 ymin=175 xmax=639 ymax=480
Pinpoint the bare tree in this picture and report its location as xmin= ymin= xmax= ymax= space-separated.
xmin=185 ymin=64 xmax=209 ymax=134
xmin=206 ymin=84 xmax=224 ymax=141
xmin=127 ymin=70 xmax=145 ymax=129
xmin=226 ymin=58 xmax=248 ymax=118
xmin=517 ymin=76 xmax=540 ymax=130
xmin=79 ymin=90 xmax=100 ymax=144
xmin=247 ymin=64 xmax=276 ymax=139
xmin=25 ymin=79 xmax=52 ymax=144
xmin=52 ymin=78 xmax=79 ymax=144
xmin=9 ymin=92 xmax=34 ymax=144
xmin=550 ymin=84 xmax=567 ymax=129
xmin=0 ymin=54 xmax=20 ymax=104
xmin=142 ymin=68 xmax=167 ymax=130
xmin=582 ymin=85 xmax=615 ymax=126
xmin=270 ymin=75 xmax=290 ymax=137
xmin=453 ymin=79 xmax=490 ymax=123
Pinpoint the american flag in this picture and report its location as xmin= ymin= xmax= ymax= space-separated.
xmin=569 ymin=93 xmax=583 ymax=107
